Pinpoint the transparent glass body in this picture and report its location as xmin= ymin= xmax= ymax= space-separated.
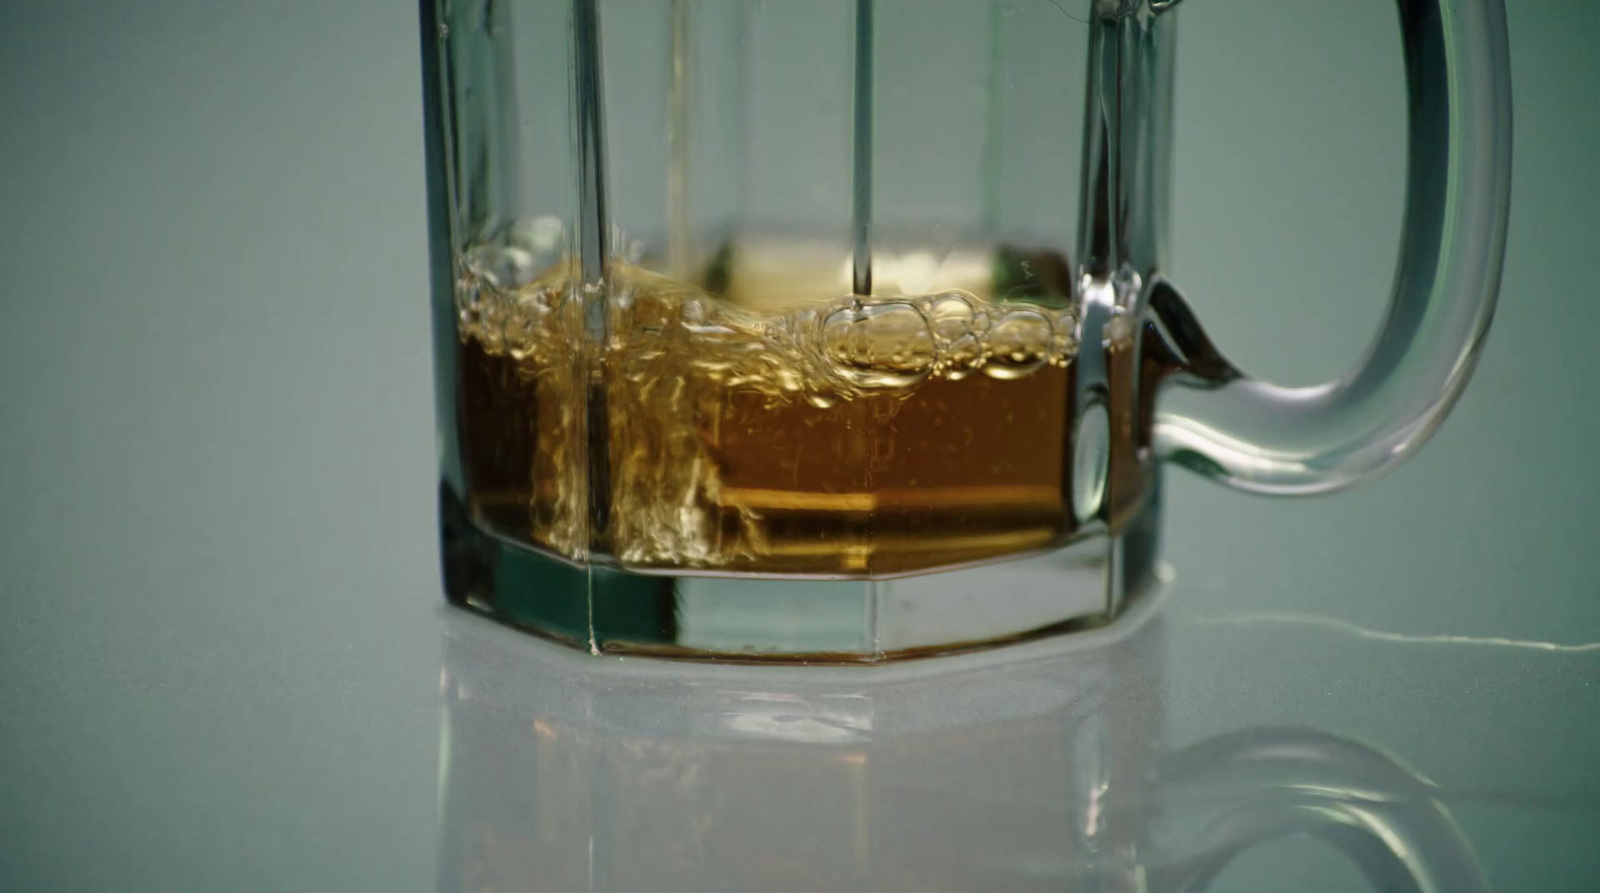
xmin=419 ymin=0 xmax=1511 ymax=659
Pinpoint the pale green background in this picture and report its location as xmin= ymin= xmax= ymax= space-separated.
xmin=1 ymin=1 xmax=1595 ymax=890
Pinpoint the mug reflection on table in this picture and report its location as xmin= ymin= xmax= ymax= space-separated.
xmin=435 ymin=593 xmax=1487 ymax=893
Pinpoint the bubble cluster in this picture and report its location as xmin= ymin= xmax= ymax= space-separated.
xmin=822 ymin=300 xmax=936 ymax=388
xmin=453 ymin=252 xmax=1082 ymax=568
xmin=457 ymin=260 xmax=1078 ymax=405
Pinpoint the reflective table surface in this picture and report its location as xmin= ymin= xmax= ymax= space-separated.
xmin=434 ymin=589 xmax=1596 ymax=893
xmin=2 ymin=1 xmax=1598 ymax=890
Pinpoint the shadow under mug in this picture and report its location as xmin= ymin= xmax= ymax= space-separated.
xmin=436 ymin=594 xmax=1489 ymax=892
xmin=419 ymin=0 xmax=1512 ymax=659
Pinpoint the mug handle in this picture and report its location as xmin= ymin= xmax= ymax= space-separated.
xmin=1151 ymin=729 xmax=1490 ymax=893
xmin=1150 ymin=0 xmax=1512 ymax=494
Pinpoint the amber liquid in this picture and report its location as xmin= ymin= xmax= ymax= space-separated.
xmin=453 ymin=243 xmax=1143 ymax=577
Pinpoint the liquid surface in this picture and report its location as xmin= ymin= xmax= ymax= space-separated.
xmin=453 ymin=244 xmax=1136 ymax=576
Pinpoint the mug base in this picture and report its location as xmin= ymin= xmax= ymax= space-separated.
xmin=438 ymin=482 xmax=1166 ymax=663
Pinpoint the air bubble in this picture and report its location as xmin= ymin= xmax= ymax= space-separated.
xmin=462 ymin=244 xmax=537 ymax=290
xmin=504 ymin=312 xmax=537 ymax=359
xmin=982 ymin=309 xmax=1053 ymax=379
xmin=517 ymin=286 xmax=559 ymax=317
xmin=456 ymin=277 xmax=484 ymax=312
xmin=455 ymin=277 xmax=487 ymax=336
xmin=1105 ymin=312 xmax=1134 ymax=345
xmin=943 ymin=333 xmax=983 ymax=375
xmin=927 ymin=292 xmax=976 ymax=343
xmin=476 ymin=302 xmax=507 ymax=355
xmin=805 ymin=392 xmax=837 ymax=409
xmin=821 ymin=299 xmax=935 ymax=388
xmin=1051 ymin=313 xmax=1079 ymax=364
xmin=969 ymin=308 xmax=993 ymax=334
xmin=511 ymin=216 xmax=565 ymax=255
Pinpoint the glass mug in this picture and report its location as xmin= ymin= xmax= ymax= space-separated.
xmin=418 ymin=0 xmax=1511 ymax=659
xmin=437 ymin=599 xmax=1491 ymax=892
